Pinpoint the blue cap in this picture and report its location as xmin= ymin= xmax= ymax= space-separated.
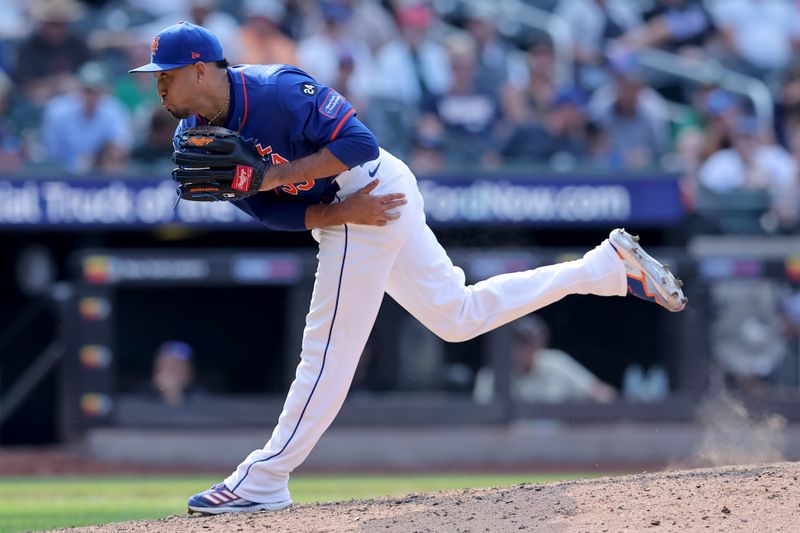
xmin=735 ymin=115 xmax=761 ymax=136
xmin=608 ymin=49 xmax=643 ymax=79
xmin=320 ymin=1 xmax=352 ymax=22
xmin=129 ymin=21 xmax=224 ymax=73
xmin=158 ymin=341 xmax=194 ymax=361
xmin=705 ymin=89 xmax=736 ymax=116
xmin=552 ymin=88 xmax=586 ymax=109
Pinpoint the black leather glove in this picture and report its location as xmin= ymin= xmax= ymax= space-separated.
xmin=172 ymin=126 xmax=271 ymax=201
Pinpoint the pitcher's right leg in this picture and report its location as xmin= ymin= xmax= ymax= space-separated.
xmin=608 ymin=228 xmax=687 ymax=312
xmin=385 ymin=215 xmax=627 ymax=343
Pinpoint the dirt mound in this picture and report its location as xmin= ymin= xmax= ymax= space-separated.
xmin=67 ymin=462 xmax=799 ymax=532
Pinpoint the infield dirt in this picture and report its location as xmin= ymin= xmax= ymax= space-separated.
xmin=66 ymin=461 xmax=799 ymax=532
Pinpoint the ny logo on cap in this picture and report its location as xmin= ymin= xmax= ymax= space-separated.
xmin=150 ymin=36 xmax=159 ymax=58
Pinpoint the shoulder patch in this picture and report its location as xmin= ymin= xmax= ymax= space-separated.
xmin=319 ymin=89 xmax=345 ymax=118
xmin=301 ymin=83 xmax=317 ymax=96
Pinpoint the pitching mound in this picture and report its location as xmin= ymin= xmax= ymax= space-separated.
xmin=69 ymin=462 xmax=799 ymax=532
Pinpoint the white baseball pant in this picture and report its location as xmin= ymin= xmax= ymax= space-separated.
xmin=224 ymin=148 xmax=627 ymax=502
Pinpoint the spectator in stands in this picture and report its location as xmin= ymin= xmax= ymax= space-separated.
xmin=280 ymin=0 xmax=315 ymax=41
xmin=114 ymin=42 xmax=162 ymax=130
xmin=419 ymin=33 xmax=502 ymax=169
xmin=620 ymin=0 xmax=716 ymax=57
xmin=299 ymin=0 xmax=397 ymax=54
xmin=473 ymin=315 xmax=617 ymax=404
xmin=186 ymin=0 xmax=242 ymax=62
xmin=527 ymin=37 xmax=557 ymax=78
xmin=332 ymin=51 xmax=370 ymax=120
xmin=464 ymin=3 xmax=528 ymax=93
xmin=15 ymin=0 xmax=90 ymax=105
xmin=504 ymin=39 xmax=558 ymax=124
xmin=131 ymin=108 xmax=177 ymax=173
xmin=775 ymin=64 xmax=800 ymax=149
xmin=93 ymin=142 xmax=130 ymax=175
xmin=367 ymin=3 xmax=449 ymax=157
xmin=774 ymin=126 xmax=800 ymax=230
xmin=672 ymin=86 xmax=743 ymax=207
xmin=700 ymin=90 xmax=744 ymax=160
xmin=373 ymin=4 xmax=449 ymax=107
xmin=674 ymin=124 xmax=706 ymax=208
xmin=137 ymin=341 xmax=205 ymax=406
xmin=297 ymin=1 xmax=373 ymax=104
xmin=0 ymin=0 xmax=29 ymax=41
xmin=463 ymin=2 xmax=527 ymax=123
xmin=673 ymin=86 xmax=741 ymax=160
xmin=555 ymin=0 xmax=642 ymax=90
xmin=698 ymin=113 xmax=800 ymax=232
xmin=339 ymin=0 xmax=398 ymax=54
xmin=408 ymin=129 xmax=446 ymax=175
xmin=499 ymin=88 xmax=588 ymax=169
xmin=699 ymin=115 xmax=797 ymax=195
xmin=709 ymin=0 xmax=800 ymax=78
xmin=238 ymin=0 xmax=298 ymax=66
xmin=0 ymin=71 xmax=24 ymax=173
xmin=586 ymin=119 xmax=618 ymax=169
xmin=516 ymin=71 xmax=556 ymax=125
xmin=589 ymin=54 xmax=670 ymax=169
xmin=617 ymin=0 xmax=717 ymax=108
xmin=133 ymin=0 xmax=189 ymax=19
xmin=41 ymin=62 xmax=133 ymax=174
xmin=116 ymin=1 xmax=241 ymax=63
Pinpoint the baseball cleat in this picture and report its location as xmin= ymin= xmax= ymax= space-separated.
xmin=608 ymin=228 xmax=687 ymax=312
xmin=187 ymin=482 xmax=292 ymax=515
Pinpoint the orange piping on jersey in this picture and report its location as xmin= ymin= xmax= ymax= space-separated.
xmin=239 ymin=70 xmax=249 ymax=132
xmin=329 ymin=108 xmax=356 ymax=141
xmin=195 ymin=114 xmax=207 ymax=126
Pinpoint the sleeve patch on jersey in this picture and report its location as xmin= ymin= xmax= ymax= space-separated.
xmin=319 ymin=89 xmax=345 ymax=118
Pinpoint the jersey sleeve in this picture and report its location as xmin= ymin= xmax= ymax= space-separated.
xmin=274 ymin=70 xmax=379 ymax=168
xmin=172 ymin=117 xmax=197 ymax=150
xmin=234 ymin=194 xmax=309 ymax=231
xmin=325 ymin=116 xmax=379 ymax=168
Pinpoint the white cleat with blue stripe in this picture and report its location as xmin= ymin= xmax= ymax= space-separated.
xmin=608 ymin=228 xmax=687 ymax=313
xmin=187 ymin=482 xmax=292 ymax=515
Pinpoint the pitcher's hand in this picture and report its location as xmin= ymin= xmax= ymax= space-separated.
xmin=337 ymin=179 xmax=407 ymax=226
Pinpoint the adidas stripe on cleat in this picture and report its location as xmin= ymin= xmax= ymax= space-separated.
xmin=187 ymin=482 xmax=292 ymax=515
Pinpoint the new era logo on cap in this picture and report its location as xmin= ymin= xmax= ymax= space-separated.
xmin=129 ymin=22 xmax=224 ymax=73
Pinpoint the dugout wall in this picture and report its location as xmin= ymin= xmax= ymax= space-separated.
xmin=59 ymin=247 xmax=705 ymax=441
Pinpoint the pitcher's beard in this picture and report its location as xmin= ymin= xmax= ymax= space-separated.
xmin=168 ymin=108 xmax=191 ymax=120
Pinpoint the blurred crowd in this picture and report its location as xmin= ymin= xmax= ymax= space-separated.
xmin=5 ymin=0 xmax=800 ymax=230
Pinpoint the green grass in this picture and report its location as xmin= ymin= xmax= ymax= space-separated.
xmin=0 ymin=472 xmax=602 ymax=533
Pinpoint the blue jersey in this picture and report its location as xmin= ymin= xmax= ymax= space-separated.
xmin=174 ymin=64 xmax=379 ymax=231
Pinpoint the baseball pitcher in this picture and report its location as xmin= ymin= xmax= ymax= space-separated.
xmin=130 ymin=22 xmax=687 ymax=514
